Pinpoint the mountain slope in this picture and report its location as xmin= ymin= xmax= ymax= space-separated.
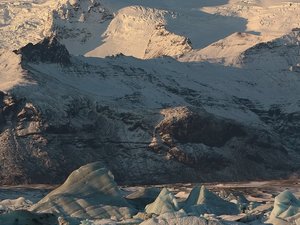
xmin=0 ymin=0 xmax=300 ymax=184
xmin=0 ymin=33 xmax=299 ymax=184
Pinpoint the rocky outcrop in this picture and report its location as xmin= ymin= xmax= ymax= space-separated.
xmin=13 ymin=36 xmax=71 ymax=65
xmin=149 ymin=107 xmax=294 ymax=181
xmin=0 ymin=91 xmax=58 ymax=184
xmin=144 ymin=24 xmax=192 ymax=59
xmin=153 ymin=107 xmax=245 ymax=147
xmin=53 ymin=0 xmax=112 ymax=23
xmin=51 ymin=0 xmax=113 ymax=46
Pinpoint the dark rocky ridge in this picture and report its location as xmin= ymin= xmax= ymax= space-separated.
xmin=155 ymin=107 xmax=246 ymax=147
xmin=13 ymin=36 xmax=71 ymax=65
xmin=149 ymin=107 xmax=293 ymax=177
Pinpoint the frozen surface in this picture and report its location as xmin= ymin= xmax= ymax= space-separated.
xmin=0 ymin=179 xmax=299 ymax=224
xmin=145 ymin=188 xmax=179 ymax=215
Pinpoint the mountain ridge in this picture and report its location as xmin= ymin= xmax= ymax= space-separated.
xmin=0 ymin=0 xmax=300 ymax=185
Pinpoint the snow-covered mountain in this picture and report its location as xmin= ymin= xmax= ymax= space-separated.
xmin=0 ymin=0 xmax=300 ymax=185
